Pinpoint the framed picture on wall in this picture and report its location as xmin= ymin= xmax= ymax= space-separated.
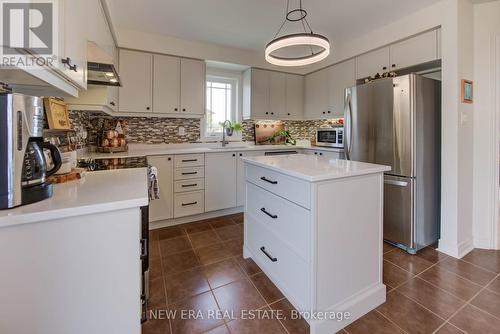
xmin=461 ymin=79 xmax=473 ymax=104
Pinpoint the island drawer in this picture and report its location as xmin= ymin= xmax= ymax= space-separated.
xmin=246 ymin=182 xmax=311 ymax=261
xmin=174 ymin=154 xmax=205 ymax=168
xmin=174 ymin=191 xmax=204 ymax=218
xmin=245 ymin=164 xmax=311 ymax=209
xmin=174 ymin=178 xmax=205 ymax=193
xmin=174 ymin=167 xmax=205 ymax=180
xmin=246 ymin=214 xmax=311 ymax=310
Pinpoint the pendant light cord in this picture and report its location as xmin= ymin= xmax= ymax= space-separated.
xmin=273 ymin=0 xmax=314 ymax=38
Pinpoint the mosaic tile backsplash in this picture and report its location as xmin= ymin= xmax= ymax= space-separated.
xmin=67 ymin=111 xmax=340 ymax=146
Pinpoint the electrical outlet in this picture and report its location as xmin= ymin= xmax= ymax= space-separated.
xmin=178 ymin=126 xmax=185 ymax=136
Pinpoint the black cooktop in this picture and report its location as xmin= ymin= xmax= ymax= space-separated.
xmin=78 ymin=156 xmax=148 ymax=171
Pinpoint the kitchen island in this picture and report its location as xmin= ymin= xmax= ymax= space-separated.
xmin=242 ymin=154 xmax=390 ymax=334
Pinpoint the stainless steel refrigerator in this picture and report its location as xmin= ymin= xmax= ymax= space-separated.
xmin=344 ymin=74 xmax=441 ymax=253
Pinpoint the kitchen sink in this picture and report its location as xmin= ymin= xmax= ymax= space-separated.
xmin=208 ymin=146 xmax=249 ymax=150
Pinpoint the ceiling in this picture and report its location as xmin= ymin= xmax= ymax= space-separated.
xmin=106 ymin=0 xmax=441 ymax=52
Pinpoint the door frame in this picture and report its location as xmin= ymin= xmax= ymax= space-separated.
xmin=495 ymin=35 xmax=500 ymax=249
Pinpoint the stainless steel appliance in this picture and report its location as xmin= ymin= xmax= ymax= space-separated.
xmin=0 ymin=93 xmax=62 ymax=209
xmin=316 ymin=127 xmax=344 ymax=148
xmin=344 ymin=74 xmax=441 ymax=253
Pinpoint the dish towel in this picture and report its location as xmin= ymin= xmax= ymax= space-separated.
xmin=148 ymin=166 xmax=160 ymax=200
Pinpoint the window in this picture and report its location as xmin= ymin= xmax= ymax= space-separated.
xmin=204 ymin=75 xmax=238 ymax=138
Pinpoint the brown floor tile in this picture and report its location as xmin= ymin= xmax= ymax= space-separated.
xmin=209 ymin=217 xmax=237 ymax=229
xmin=226 ymin=316 xmax=287 ymax=334
xmin=487 ymin=276 xmax=500 ymax=294
xmin=202 ymin=258 xmax=245 ymax=289
xmin=384 ymin=249 xmax=434 ymax=274
xmin=438 ymin=257 xmax=496 ymax=286
xmin=189 ymin=230 xmax=222 ymax=249
xmin=183 ymin=221 xmax=213 ymax=234
xmin=148 ymin=294 xmax=168 ymax=311
xmin=165 ymin=267 xmax=210 ymax=304
xmin=383 ymin=260 xmax=414 ymax=288
xmin=149 ymin=276 xmax=167 ymax=311
xmin=377 ymin=291 xmax=444 ymax=334
xmin=149 ymin=229 xmax=159 ymax=242
xmin=150 ymin=240 xmax=161 ymax=260
xmin=169 ymin=291 xmax=224 ymax=334
xmin=236 ymin=257 xmax=262 ymax=276
xmin=158 ymin=225 xmax=187 ymax=240
xmin=345 ymin=310 xmax=405 ymax=334
xmin=224 ymin=238 xmax=243 ymax=257
xmin=195 ymin=243 xmax=232 ymax=265
xmin=142 ymin=318 xmax=171 ymax=334
xmin=435 ymin=323 xmax=466 ymax=334
xmin=416 ymin=247 xmax=449 ymax=264
xmin=383 ymin=242 xmax=396 ymax=254
xmin=212 ymin=278 xmax=267 ymax=318
xmin=470 ymin=289 xmax=500 ymax=318
xmin=269 ymin=299 xmax=309 ymax=334
xmin=450 ymin=304 xmax=500 ymax=334
xmin=150 ymin=258 xmax=163 ymax=280
xmin=396 ymin=277 xmax=465 ymax=318
xmin=231 ymin=213 xmax=244 ymax=224
xmin=160 ymin=236 xmax=192 ymax=256
xmin=163 ymin=249 xmax=201 ymax=275
xmin=203 ymin=324 xmax=230 ymax=334
xmin=418 ymin=265 xmax=482 ymax=300
xmin=214 ymin=224 xmax=243 ymax=241
xmin=249 ymin=272 xmax=284 ymax=304
xmin=461 ymin=249 xmax=500 ymax=273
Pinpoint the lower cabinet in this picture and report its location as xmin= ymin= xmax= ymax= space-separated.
xmin=147 ymin=155 xmax=173 ymax=221
xmin=237 ymin=151 xmax=264 ymax=207
xmin=205 ymin=152 xmax=238 ymax=212
xmin=303 ymin=149 xmax=344 ymax=159
xmin=174 ymin=191 xmax=205 ymax=218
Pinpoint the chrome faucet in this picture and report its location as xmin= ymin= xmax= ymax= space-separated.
xmin=221 ymin=120 xmax=233 ymax=147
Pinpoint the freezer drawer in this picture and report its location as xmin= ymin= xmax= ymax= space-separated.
xmin=383 ymin=175 xmax=414 ymax=249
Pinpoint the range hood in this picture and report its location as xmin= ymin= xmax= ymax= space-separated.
xmin=87 ymin=41 xmax=121 ymax=87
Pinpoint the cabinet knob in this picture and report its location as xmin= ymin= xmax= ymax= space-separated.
xmin=314 ymin=152 xmax=318 ymax=155
xmin=392 ymin=64 xmax=396 ymax=68
xmin=287 ymin=113 xmax=290 ymax=116
xmin=232 ymin=153 xmax=236 ymax=157
xmin=271 ymin=112 xmax=274 ymax=115
xmin=320 ymin=152 xmax=323 ymax=155
xmin=109 ymin=101 xmax=115 ymax=106
xmin=382 ymin=66 xmax=387 ymax=71
xmin=146 ymin=107 xmax=150 ymax=110
xmin=174 ymin=108 xmax=178 ymax=111
xmin=168 ymin=157 xmax=171 ymax=161
xmin=265 ymin=112 xmax=269 ymax=115
xmin=322 ymin=111 xmax=326 ymax=114
xmin=327 ymin=110 xmax=331 ymax=114
xmin=182 ymin=108 xmax=186 ymax=112
xmin=239 ymin=153 xmax=242 ymax=157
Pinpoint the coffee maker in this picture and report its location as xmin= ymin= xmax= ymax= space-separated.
xmin=0 ymin=93 xmax=62 ymax=209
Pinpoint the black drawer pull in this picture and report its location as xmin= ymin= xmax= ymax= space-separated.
xmin=181 ymin=183 xmax=198 ymax=188
xmin=140 ymin=238 xmax=148 ymax=260
xmin=260 ymin=247 xmax=277 ymax=262
xmin=182 ymin=159 xmax=198 ymax=162
xmin=260 ymin=176 xmax=278 ymax=185
xmin=182 ymin=171 xmax=198 ymax=175
xmin=182 ymin=201 xmax=198 ymax=206
xmin=261 ymin=208 xmax=278 ymax=219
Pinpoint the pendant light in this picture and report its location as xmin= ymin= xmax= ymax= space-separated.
xmin=265 ymin=0 xmax=330 ymax=66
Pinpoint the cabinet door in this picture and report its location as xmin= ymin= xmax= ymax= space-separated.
xmin=285 ymin=74 xmax=304 ymax=119
xmin=118 ymin=50 xmax=153 ymax=113
xmin=355 ymin=46 xmax=390 ymax=79
xmin=205 ymin=152 xmax=237 ymax=211
xmin=147 ymin=155 xmax=174 ymax=221
xmin=236 ymin=151 xmax=263 ymax=207
xmin=106 ymin=86 xmax=118 ymax=112
xmin=153 ymin=55 xmax=180 ymax=114
xmin=304 ymin=69 xmax=328 ymax=119
xmin=250 ymin=69 xmax=270 ymax=118
xmin=328 ymin=59 xmax=355 ymax=117
xmin=390 ymin=30 xmax=438 ymax=71
xmin=269 ymin=71 xmax=286 ymax=119
xmin=180 ymin=58 xmax=205 ymax=115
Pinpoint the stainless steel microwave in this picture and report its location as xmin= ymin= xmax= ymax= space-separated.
xmin=316 ymin=127 xmax=344 ymax=148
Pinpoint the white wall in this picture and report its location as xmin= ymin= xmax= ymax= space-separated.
xmin=472 ymin=0 xmax=500 ymax=249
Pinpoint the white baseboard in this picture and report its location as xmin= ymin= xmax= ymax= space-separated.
xmin=150 ymin=207 xmax=243 ymax=230
xmin=473 ymin=237 xmax=496 ymax=250
xmin=438 ymin=237 xmax=474 ymax=259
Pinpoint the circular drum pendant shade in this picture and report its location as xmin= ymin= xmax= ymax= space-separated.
xmin=265 ymin=33 xmax=330 ymax=67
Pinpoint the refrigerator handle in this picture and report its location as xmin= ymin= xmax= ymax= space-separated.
xmin=344 ymin=89 xmax=353 ymax=160
xmin=384 ymin=179 xmax=409 ymax=187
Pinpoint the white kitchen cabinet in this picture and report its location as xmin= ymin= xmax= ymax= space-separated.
xmin=65 ymin=85 xmax=118 ymax=113
xmin=180 ymin=58 xmax=205 ymax=115
xmin=304 ymin=68 xmax=329 ymax=119
xmin=147 ymin=155 xmax=174 ymax=221
xmin=285 ymin=74 xmax=304 ymax=119
xmin=118 ymin=50 xmax=153 ymax=113
xmin=327 ymin=59 xmax=355 ymax=117
xmin=356 ymin=46 xmax=390 ymax=79
xmin=303 ymin=149 xmax=344 ymax=159
xmin=236 ymin=151 xmax=263 ymax=207
xmin=243 ymin=68 xmax=270 ymax=119
xmin=153 ymin=55 xmax=180 ymax=114
xmin=389 ymin=30 xmax=438 ymax=71
xmin=205 ymin=152 xmax=238 ymax=211
xmin=269 ymin=71 xmax=286 ymax=119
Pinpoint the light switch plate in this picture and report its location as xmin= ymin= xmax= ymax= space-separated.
xmin=178 ymin=126 xmax=185 ymax=135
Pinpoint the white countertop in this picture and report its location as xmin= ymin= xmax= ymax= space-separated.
xmin=79 ymin=142 xmax=344 ymax=159
xmin=0 ymin=168 xmax=149 ymax=228
xmin=242 ymin=154 xmax=391 ymax=182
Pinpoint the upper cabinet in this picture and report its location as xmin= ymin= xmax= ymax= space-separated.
xmin=243 ymin=68 xmax=304 ymax=120
xmin=118 ymin=49 xmax=206 ymax=116
xmin=355 ymin=47 xmax=390 ymax=80
xmin=304 ymin=68 xmax=329 ymax=119
xmin=327 ymin=58 xmax=356 ymax=117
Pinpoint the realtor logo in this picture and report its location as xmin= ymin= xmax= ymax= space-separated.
xmin=1 ymin=0 xmax=58 ymax=67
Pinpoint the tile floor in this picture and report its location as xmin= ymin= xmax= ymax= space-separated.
xmin=143 ymin=213 xmax=500 ymax=334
